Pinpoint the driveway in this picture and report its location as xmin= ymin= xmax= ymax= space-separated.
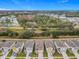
xmin=38 ymin=52 xmax=43 ymax=59
xmin=72 ymin=49 xmax=79 ymax=59
xmin=48 ymin=52 xmax=54 ymax=59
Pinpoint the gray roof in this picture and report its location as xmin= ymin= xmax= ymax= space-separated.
xmin=54 ymin=40 xmax=67 ymax=48
xmin=24 ymin=40 xmax=34 ymax=49
xmin=44 ymin=40 xmax=54 ymax=48
xmin=72 ymin=40 xmax=79 ymax=47
xmin=35 ymin=40 xmax=44 ymax=50
xmin=13 ymin=41 xmax=23 ymax=48
xmin=65 ymin=40 xmax=77 ymax=48
xmin=0 ymin=41 xmax=13 ymax=47
xmin=0 ymin=42 xmax=4 ymax=47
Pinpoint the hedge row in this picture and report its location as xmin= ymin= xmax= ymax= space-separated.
xmin=18 ymin=30 xmax=34 ymax=39
xmin=0 ymin=30 xmax=18 ymax=37
xmin=52 ymin=31 xmax=79 ymax=36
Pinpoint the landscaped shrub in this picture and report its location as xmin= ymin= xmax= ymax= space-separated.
xmin=8 ymin=31 xmax=19 ymax=37
xmin=18 ymin=30 xmax=34 ymax=39
xmin=41 ymin=31 xmax=50 ymax=36
xmin=41 ymin=28 xmax=47 ymax=31
xmin=51 ymin=30 xmax=79 ymax=38
xmin=0 ymin=31 xmax=8 ymax=36
xmin=0 ymin=29 xmax=19 ymax=37
xmin=0 ymin=51 xmax=3 ymax=56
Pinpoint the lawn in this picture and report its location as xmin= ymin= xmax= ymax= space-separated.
xmin=15 ymin=51 xmax=26 ymax=59
xmin=43 ymin=50 xmax=48 ymax=59
xmin=8 ymin=27 xmax=24 ymax=33
xmin=66 ymin=49 xmax=77 ymax=59
xmin=77 ymin=50 xmax=79 ymax=54
xmin=31 ymin=51 xmax=38 ymax=57
xmin=31 ymin=51 xmax=38 ymax=59
xmin=53 ymin=51 xmax=63 ymax=59
xmin=0 ymin=50 xmax=3 ymax=56
xmin=6 ymin=49 xmax=13 ymax=59
xmin=0 ymin=27 xmax=24 ymax=33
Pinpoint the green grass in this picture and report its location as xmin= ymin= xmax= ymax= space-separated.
xmin=15 ymin=51 xmax=26 ymax=59
xmin=31 ymin=51 xmax=38 ymax=57
xmin=31 ymin=51 xmax=38 ymax=59
xmin=6 ymin=49 xmax=13 ymax=59
xmin=0 ymin=50 xmax=3 ymax=56
xmin=77 ymin=50 xmax=79 ymax=54
xmin=66 ymin=49 xmax=76 ymax=59
xmin=53 ymin=50 xmax=63 ymax=59
xmin=43 ymin=51 xmax=48 ymax=59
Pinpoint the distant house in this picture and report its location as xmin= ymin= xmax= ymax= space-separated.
xmin=44 ymin=40 xmax=55 ymax=54
xmin=12 ymin=41 xmax=24 ymax=55
xmin=35 ymin=40 xmax=44 ymax=54
xmin=17 ymin=15 xmax=35 ymax=21
xmin=54 ymin=40 xmax=68 ymax=54
xmin=0 ymin=15 xmax=20 ymax=27
xmin=0 ymin=41 xmax=13 ymax=55
xmin=24 ymin=40 xmax=34 ymax=55
xmin=69 ymin=40 xmax=79 ymax=51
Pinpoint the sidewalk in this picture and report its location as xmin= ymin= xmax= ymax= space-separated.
xmin=60 ymin=49 xmax=69 ymax=59
xmin=10 ymin=55 xmax=16 ymax=59
xmin=72 ymin=49 xmax=79 ymax=59
xmin=48 ymin=52 xmax=54 ymax=59
xmin=25 ymin=51 xmax=31 ymax=59
xmin=38 ymin=52 xmax=43 ymax=59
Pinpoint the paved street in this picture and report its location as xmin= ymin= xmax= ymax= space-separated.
xmin=26 ymin=51 xmax=31 ymax=59
xmin=35 ymin=40 xmax=44 ymax=59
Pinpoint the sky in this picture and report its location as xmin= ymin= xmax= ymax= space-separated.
xmin=0 ymin=0 xmax=79 ymax=10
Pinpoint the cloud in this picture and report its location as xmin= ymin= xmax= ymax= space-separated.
xmin=0 ymin=8 xmax=11 ymax=10
xmin=57 ymin=0 xmax=69 ymax=6
xmin=58 ymin=0 xmax=69 ymax=4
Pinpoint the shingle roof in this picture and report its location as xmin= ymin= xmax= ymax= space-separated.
xmin=13 ymin=41 xmax=23 ymax=48
xmin=65 ymin=40 xmax=77 ymax=48
xmin=24 ymin=40 xmax=34 ymax=49
xmin=35 ymin=40 xmax=44 ymax=50
xmin=0 ymin=41 xmax=13 ymax=47
xmin=44 ymin=40 xmax=54 ymax=48
xmin=54 ymin=40 xmax=67 ymax=48
xmin=72 ymin=40 xmax=79 ymax=47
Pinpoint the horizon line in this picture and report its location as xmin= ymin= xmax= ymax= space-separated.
xmin=0 ymin=10 xmax=79 ymax=11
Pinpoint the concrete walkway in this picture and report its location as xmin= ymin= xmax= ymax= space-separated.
xmin=72 ymin=49 xmax=79 ymax=59
xmin=10 ymin=42 xmax=15 ymax=49
xmin=38 ymin=52 xmax=43 ymax=59
xmin=60 ymin=49 xmax=69 ymax=59
xmin=10 ymin=55 xmax=16 ymax=59
xmin=61 ymin=51 xmax=69 ymax=59
xmin=48 ymin=52 xmax=54 ymax=59
xmin=26 ymin=51 xmax=31 ymax=59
